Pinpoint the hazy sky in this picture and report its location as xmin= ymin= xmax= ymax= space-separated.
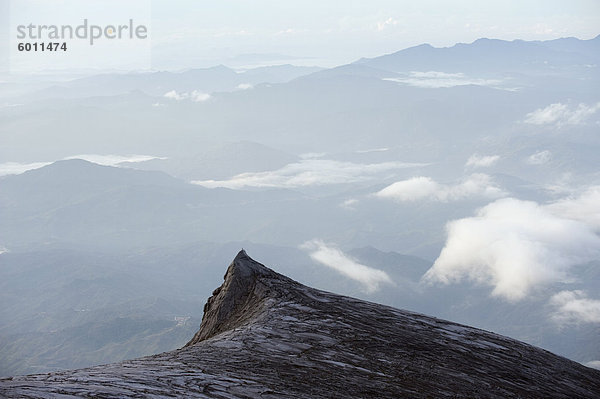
xmin=5 ymin=0 xmax=600 ymax=72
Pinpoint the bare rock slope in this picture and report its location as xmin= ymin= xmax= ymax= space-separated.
xmin=2 ymin=250 xmax=600 ymax=398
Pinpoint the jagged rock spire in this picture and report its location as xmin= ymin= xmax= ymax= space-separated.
xmin=185 ymin=250 xmax=292 ymax=345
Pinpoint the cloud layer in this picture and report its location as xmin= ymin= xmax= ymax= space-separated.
xmin=550 ymin=290 xmax=600 ymax=325
xmin=527 ymin=150 xmax=552 ymax=165
xmin=545 ymin=186 xmax=600 ymax=231
xmin=302 ymin=239 xmax=394 ymax=293
xmin=193 ymin=159 xmax=424 ymax=189
xmin=524 ymin=102 xmax=600 ymax=126
xmin=0 ymin=161 xmax=53 ymax=176
xmin=424 ymin=191 xmax=600 ymax=301
xmin=465 ymin=154 xmax=500 ymax=168
xmin=64 ymin=154 xmax=167 ymax=166
xmin=164 ymin=90 xmax=211 ymax=102
xmin=375 ymin=174 xmax=505 ymax=202
xmin=586 ymin=361 xmax=600 ymax=370
xmin=384 ymin=71 xmax=502 ymax=89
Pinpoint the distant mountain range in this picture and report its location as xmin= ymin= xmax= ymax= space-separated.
xmin=356 ymin=35 xmax=600 ymax=73
xmin=1 ymin=35 xmax=599 ymax=380
xmin=32 ymin=64 xmax=324 ymax=99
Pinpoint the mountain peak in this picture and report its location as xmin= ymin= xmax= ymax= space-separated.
xmin=2 ymin=252 xmax=600 ymax=398
xmin=185 ymin=250 xmax=294 ymax=345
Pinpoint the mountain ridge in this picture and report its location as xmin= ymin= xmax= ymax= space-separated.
xmin=2 ymin=251 xmax=599 ymax=398
xmin=355 ymin=35 xmax=600 ymax=73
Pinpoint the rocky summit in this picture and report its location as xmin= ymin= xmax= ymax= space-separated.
xmin=1 ymin=250 xmax=599 ymax=398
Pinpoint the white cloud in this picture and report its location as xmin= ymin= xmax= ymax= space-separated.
xmin=192 ymin=159 xmax=425 ymax=189
xmin=164 ymin=90 xmax=187 ymax=101
xmin=384 ymin=71 xmax=502 ymax=89
xmin=340 ymin=198 xmax=359 ymax=210
xmin=586 ymin=361 xmax=600 ymax=370
xmin=64 ymin=154 xmax=167 ymax=166
xmin=465 ymin=154 xmax=500 ymax=168
xmin=550 ymin=290 xmax=600 ymax=325
xmin=301 ymin=239 xmax=394 ymax=293
xmin=190 ymin=90 xmax=211 ymax=102
xmin=424 ymin=195 xmax=600 ymax=301
xmin=524 ymin=102 xmax=600 ymax=126
xmin=546 ymin=186 xmax=600 ymax=231
xmin=376 ymin=176 xmax=439 ymax=201
xmin=237 ymin=83 xmax=253 ymax=90
xmin=299 ymin=152 xmax=326 ymax=159
xmin=375 ymin=174 xmax=505 ymax=202
xmin=527 ymin=150 xmax=552 ymax=165
xmin=568 ymin=103 xmax=600 ymax=124
xmin=355 ymin=148 xmax=389 ymax=154
xmin=412 ymin=71 xmax=462 ymax=79
xmin=525 ymin=103 xmax=567 ymax=125
xmin=543 ymin=172 xmax=575 ymax=195
xmin=164 ymin=90 xmax=211 ymax=102
xmin=0 ymin=161 xmax=52 ymax=176
xmin=376 ymin=17 xmax=398 ymax=32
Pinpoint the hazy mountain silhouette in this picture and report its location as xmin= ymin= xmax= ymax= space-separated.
xmin=356 ymin=35 xmax=600 ymax=73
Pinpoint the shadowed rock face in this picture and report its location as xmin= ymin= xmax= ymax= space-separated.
xmin=186 ymin=250 xmax=299 ymax=345
xmin=1 ymin=251 xmax=600 ymax=398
